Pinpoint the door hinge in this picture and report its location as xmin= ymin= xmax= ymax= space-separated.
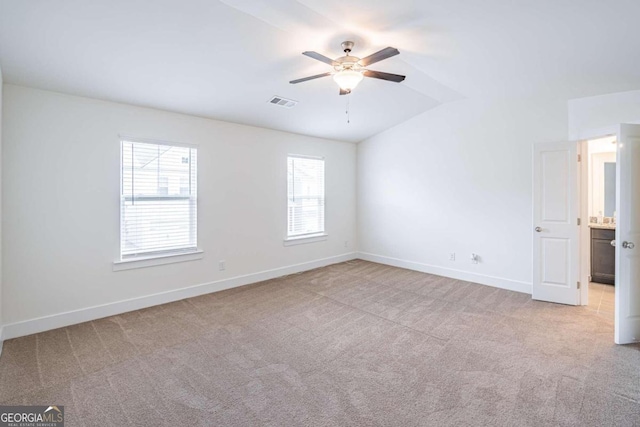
xmin=577 ymin=218 xmax=581 ymax=226
xmin=578 ymin=154 xmax=581 ymax=162
xmin=577 ymin=281 xmax=581 ymax=289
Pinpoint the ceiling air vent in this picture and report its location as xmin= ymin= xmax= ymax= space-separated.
xmin=268 ymin=96 xmax=298 ymax=108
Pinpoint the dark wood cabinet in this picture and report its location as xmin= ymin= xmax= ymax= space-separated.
xmin=591 ymin=228 xmax=615 ymax=285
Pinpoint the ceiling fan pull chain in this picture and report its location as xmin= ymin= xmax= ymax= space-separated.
xmin=346 ymin=95 xmax=350 ymax=124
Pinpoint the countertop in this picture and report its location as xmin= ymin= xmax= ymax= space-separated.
xmin=589 ymin=223 xmax=616 ymax=230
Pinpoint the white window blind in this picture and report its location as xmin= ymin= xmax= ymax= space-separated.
xmin=120 ymin=139 xmax=197 ymax=259
xmin=287 ymin=155 xmax=325 ymax=237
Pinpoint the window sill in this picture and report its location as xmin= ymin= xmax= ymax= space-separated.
xmin=283 ymin=234 xmax=328 ymax=246
xmin=113 ymin=250 xmax=204 ymax=271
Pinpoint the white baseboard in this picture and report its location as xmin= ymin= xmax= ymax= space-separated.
xmin=358 ymin=252 xmax=532 ymax=295
xmin=2 ymin=251 xmax=529 ymax=341
xmin=2 ymin=252 xmax=357 ymax=340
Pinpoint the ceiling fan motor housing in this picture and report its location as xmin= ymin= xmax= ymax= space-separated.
xmin=334 ymin=41 xmax=361 ymax=72
xmin=334 ymin=56 xmax=362 ymax=72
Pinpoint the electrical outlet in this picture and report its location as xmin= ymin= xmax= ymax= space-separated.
xmin=449 ymin=253 xmax=456 ymax=261
xmin=218 ymin=260 xmax=226 ymax=271
xmin=471 ymin=253 xmax=479 ymax=264
xmin=344 ymin=240 xmax=349 ymax=248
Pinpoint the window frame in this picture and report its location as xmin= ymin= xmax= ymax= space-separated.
xmin=285 ymin=154 xmax=327 ymax=244
xmin=116 ymin=136 xmax=200 ymax=266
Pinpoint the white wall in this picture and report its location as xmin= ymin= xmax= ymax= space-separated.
xmin=2 ymin=85 xmax=356 ymax=332
xmin=569 ymin=90 xmax=640 ymax=140
xmin=357 ymin=95 xmax=567 ymax=292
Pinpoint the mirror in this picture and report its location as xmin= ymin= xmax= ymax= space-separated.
xmin=590 ymin=152 xmax=616 ymax=221
xmin=604 ymin=162 xmax=616 ymax=217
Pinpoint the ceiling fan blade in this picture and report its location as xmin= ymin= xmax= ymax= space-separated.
xmin=363 ymin=70 xmax=406 ymax=83
xmin=289 ymin=72 xmax=332 ymax=84
xmin=339 ymin=88 xmax=351 ymax=95
xmin=302 ymin=51 xmax=336 ymax=66
xmin=359 ymin=47 xmax=400 ymax=67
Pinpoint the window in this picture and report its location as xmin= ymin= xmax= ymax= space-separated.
xmin=287 ymin=155 xmax=325 ymax=238
xmin=120 ymin=139 xmax=197 ymax=260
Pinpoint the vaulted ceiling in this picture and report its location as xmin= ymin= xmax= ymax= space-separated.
xmin=1 ymin=0 xmax=640 ymax=142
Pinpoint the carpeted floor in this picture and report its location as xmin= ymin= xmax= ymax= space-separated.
xmin=0 ymin=260 xmax=639 ymax=426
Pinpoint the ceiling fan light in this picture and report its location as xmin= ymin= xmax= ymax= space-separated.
xmin=333 ymin=70 xmax=364 ymax=91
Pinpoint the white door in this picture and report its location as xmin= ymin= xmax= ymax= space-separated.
xmin=533 ymin=142 xmax=580 ymax=305
xmin=615 ymin=124 xmax=640 ymax=344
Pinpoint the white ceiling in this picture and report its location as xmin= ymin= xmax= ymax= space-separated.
xmin=1 ymin=0 xmax=640 ymax=142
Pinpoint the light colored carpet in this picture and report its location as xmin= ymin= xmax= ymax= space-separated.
xmin=0 ymin=260 xmax=638 ymax=426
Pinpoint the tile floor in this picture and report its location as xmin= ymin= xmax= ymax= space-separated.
xmin=586 ymin=282 xmax=615 ymax=321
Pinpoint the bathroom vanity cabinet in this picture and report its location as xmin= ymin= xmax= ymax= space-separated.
xmin=591 ymin=227 xmax=615 ymax=285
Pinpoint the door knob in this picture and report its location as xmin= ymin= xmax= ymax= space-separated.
xmin=611 ymin=240 xmax=616 ymax=247
xmin=535 ymin=227 xmax=542 ymax=232
xmin=622 ymin=241 xmax=635 ymax=249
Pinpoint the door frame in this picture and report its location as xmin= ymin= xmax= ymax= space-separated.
xmin=576 ymin=127 xmax=618 ymax=307
xmin=578 ymin=139 xmax=589 ymax=306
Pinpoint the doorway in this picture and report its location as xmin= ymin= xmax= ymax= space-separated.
xmin=533 ymin=124 xmax=640 ymax=344
xmin=579 ymin=136 xmax=617 ymax=322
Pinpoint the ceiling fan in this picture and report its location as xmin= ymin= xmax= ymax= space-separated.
xmin=290 ymin=41 xmax=406 ymax=95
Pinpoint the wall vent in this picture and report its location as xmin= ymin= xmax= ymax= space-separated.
xmin=268 ymin=96 xmax=298 ymax=108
